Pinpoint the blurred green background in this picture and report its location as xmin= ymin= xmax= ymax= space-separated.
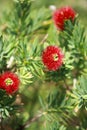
xmin=0 ymin=0 xmax=87 ymax=26
xmin=0 ymin=0 xmax=87 ymax=130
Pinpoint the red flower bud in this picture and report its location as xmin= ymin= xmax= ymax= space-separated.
xmin=0 ymin=72 xmax=20 ymax=94
xmin=42 ymin=46 xmax=64 ymax=71
xmin=53 ymin=6 xmax=76 ymax=30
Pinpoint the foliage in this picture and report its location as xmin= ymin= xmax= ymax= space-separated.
xmin=0 ymin=0 xmax=87 ymax=130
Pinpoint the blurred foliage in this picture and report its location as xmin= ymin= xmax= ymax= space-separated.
xmin=0 ymin=0 xmax=87 ymax=130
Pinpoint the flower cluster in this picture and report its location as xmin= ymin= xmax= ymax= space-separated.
xmin=0 ymin=72 xmax=20 ymax=94
xmin=53 ymin=6 xmax=76 ymax=30
xmin=42 ymin=6 xmax=76 ymax=71
xmin=42 ymin=46 xmax=64 ymax=71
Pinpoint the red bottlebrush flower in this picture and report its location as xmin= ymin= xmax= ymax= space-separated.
xmin=53 ymin=6 xmax=76 ymax=30
xmin=0 ymin=72 xmax=20 ymax=94
xmin=42 ymin=46 xmax=64 ymax=71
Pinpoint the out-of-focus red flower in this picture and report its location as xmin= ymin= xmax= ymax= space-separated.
xmin=53 ymin=6 xmax=76 ymax=30
xmin=42 ymin=46 xmax=64 ymax=71
xmin=0 ymin=72 xmax=20 ymax=94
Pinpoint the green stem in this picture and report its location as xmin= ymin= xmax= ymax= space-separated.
xmin=0 ymin=113 xmax=4 ymax=130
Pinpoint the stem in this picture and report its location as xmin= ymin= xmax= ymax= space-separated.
xmin=23 ymin=112 xmax=46 ymax=129
xmin=0 ymin=113 xmax=4 ymax=130
xmin=41 ymin=34 xmax=48 ymax=44
xmin=63 ymin=78 xmax=70 ymax=90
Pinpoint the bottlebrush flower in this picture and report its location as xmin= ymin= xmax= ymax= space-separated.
xmin=53 ymin=6 xmax=76 ymax=30
xmin=0 ymin=72 xmax=20 ymax=94
xmin=42 ymin=46 xmax=64 ymax=71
